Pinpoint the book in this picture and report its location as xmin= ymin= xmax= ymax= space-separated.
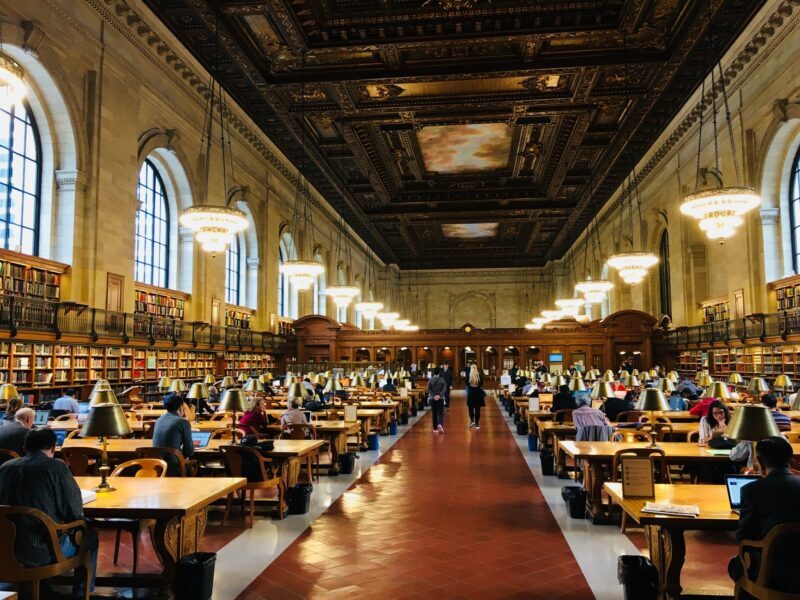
xmin=642 ymin=501 xmax=700 ymax=517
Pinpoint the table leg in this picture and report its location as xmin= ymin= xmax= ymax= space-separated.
xmin=327 ymin=432 xmax=341 ymax=475
xmin=645 ymin=525 xmax=686 ymax=600
xmin=151 ymin=508 xmax=208 ymax=586
xmin=584 ymin=460 xmax=607 ymax=522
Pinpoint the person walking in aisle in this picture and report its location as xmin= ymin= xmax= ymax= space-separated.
xmin=465 ymin=364 xmax=486 ymax=430
xmin=427 ymin=367 xmax=447 ymax=434
xmin=441 ymin=363 xmax=453 ymax=410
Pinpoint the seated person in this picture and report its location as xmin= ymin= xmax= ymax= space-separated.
xmin=238 ymin=397 xmax=270 ymax=435
xmin=611 ymin=380 xmax=627 ymax=392
xmin=152 ymin=393 xmax=193 ymax=475
xmin=677 ymin=377 xmax=701 ymax=396
xmin=0 ymin=407 xmax=34 ymax=457
xmin=1 ymin=398 xmax=22 ymax=425
xmin=263 ymin=383 xmax=276 ymax=397
xmin=762 ymin=393 xmax=792 ymax=432
xmin=550 ymin=385 xmax=577 ymax=418
xmin=382 ymin=378 xmax=398 ymax=393
xmin=668 ymin=391 xmax=687 ymax=411
xmin=690 ymin=395 xmax=718 ymax=417
xmin=602 ymin=393 xmax=635 ymax=421
xmin=280 ymin=398 xmax=308 ymax=434
xmin=521 ymin=379 xmax=535 ymax=396
xmin=698 ymin=400 xmax=730 ymax=445
xmin=51 ymin=388 xmax=79 ymax=416
xmin=0 ymin=428 xmax=99 ymax=596
xmin=728 ymin=437 xmax=800 ymax=593
xmin=301 ymin=378 xmax=315 ymax=397
xmin=573 ymin=396 xmax=612 ymax=440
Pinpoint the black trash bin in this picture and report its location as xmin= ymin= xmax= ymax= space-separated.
xmin=540 ymin=449 xmax=555 ymax=476
xmin=339 ymin=452 xmax=356 ymax=474
xmin=400 ymin=413 xmax=409 ymax=425
xmin=176 ymin=552 xmax=216 ymax=600
xmin=411 ymin=405 xmax=418 ymax=416
xmin=516 ymin=421 xmax=529 ymax=436
xmin=617 ymin=555 xmax=658 ymax=600
xmin=561 ymin=486 xmax=587 ymax=519
xmin=513 ymin=412 xmax=521 ymax=424
xmin=287 ymin=484 xmax=313 ymax=515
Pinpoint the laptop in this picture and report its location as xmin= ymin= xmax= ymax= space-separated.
xmin=725 ymin=474 xmax=759 ymax=513
xmin=54 ymin=429 xmax=68 ymax=447
xmin=77 ymin=402 xmax=90 ymax=415
xmin=191 ymin=431 xmax=213 ymax=448
xmin=34 ymin=410 xmax=50 ymax=426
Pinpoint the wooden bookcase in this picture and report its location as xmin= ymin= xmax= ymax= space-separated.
xmin=700 ymin=297 xmax=730 ymax=324
xmin=224 ymin=351 xmax=275 ymax=378
xmin=134 ymin=284 xmax=188 ymax=319
xmin=225 ymin=305 xmax=254 ymax=330
xmin=770 ymin=274 xmax=800 ymax=311
xmin=0 ymin=249 xmax=69 ymax=301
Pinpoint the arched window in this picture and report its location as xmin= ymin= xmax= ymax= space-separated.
xmin=0 ymin=101 xmax=40 ymax=255
xmin=226 ymin=234 xmax=241 ymax=305
xmin=278 ymin=243 xmax=287 ymax=317
xmin=789 ymin=146 xmax=800 ymax=273
xmin=658 ymin=231 xmax=672 ymax=317
xmin=135 ymin=159 xmax=170 ymax=287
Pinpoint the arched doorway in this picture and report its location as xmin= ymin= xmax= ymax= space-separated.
xmin=397 ymin=347 xmax=412 ymax=366
xmin=355 ymin=347 xmax=371 ymax=362
xmin=502 ymin=346 xmax=520 ymax=372
xmin=376 ymin=347 xmax=391 ymax=363
xmin=461 ymin=345 xmax=478 ymax=371
xmin=483 ymin=346 xmax=498 ymax=376
xmin=438 ymin=346 xmax=455 ymax=368
xmin=417 ymin=347 xmax=433 ymax=369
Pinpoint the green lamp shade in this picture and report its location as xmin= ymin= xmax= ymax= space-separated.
xmin=352 ymin=375 xmax=366 ymax=387
xmin=635 ymin=388 xmax=670 ymax=412
xmin=244 ymin=378 xmax=265 ymax=393
xmin=186 ymin=382 xmax=210 ymax=400
xmin=667 ymin=371 xmax=680 ymax=382
xmin=569 ymin=378 xmax=586 ymax=392
xmin=89 ymin=388 xmax=120 ymax=407
xmin=157 ymin=376 xmax=171 ymax=390
xmin=697 ymin=373 xmax=714 ymax=387
xmin=81 ymin=403 xmax=132 ymax=437
xmin=554 ymin=375 xmax=568 ymax=387
xmin=204 ymin=374 xmax=216 ymax=385
xmin=0 ymin=383 xmax=20 ymax=401
xmin=218 ymin=388 xmax=248 ymax=413
xmin=656 ymin=378 xmax=675 ymax=393
xmin=706 ymin=381 xmax=730 ymax=400
xmin=726 ymin=404 xmax=781 ymax=441
xmin=747 ymin=377 xmax=770 ymax=395
xmin=220 ymin=376 xmax=236 ymax=389
xmin=774 ymin=374 xmax=793 ymax=390
xmin=593 ymin=382 xmax=615 ymax=399
xmin=237 ymin=373 xmax=248 ymax=384
xmin=169 ymin=379 xmax=188 ymax=393
xmin=287 ymin=383 xmax=304 ymax=400
xmin=728 ymin=373 xmax=744 ymax=385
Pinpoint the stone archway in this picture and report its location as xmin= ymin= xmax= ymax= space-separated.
xmin=448 ymin=291 xmax=496 ymax=328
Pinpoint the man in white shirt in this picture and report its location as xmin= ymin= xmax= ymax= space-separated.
xmin=52 ymin=389 xmax=79 ymax=414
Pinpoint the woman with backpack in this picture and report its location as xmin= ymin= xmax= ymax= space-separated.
xmin=426 ymin=367 xmax=447 ymax=434
xmin=465 ymin=364 xmax=486 ymax=430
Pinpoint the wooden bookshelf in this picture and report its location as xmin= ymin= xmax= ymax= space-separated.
xmin=225 ymin=305 xmax=254 ymax=330
xmin=0 ymin=249 xmax=69 ymax=302
xmin=700 ymin=297 xmax=730 ymax=324
xmin=134 ymin=284 xmax=189 ymax=319
xmin=770 ymin=274 xmax=800 ymax=311
xmin=224 ymin=351 xmax=275 ymax=379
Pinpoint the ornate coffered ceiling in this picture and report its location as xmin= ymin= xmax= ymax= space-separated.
xmin=145 ymin=0 xmax=765 ymax=268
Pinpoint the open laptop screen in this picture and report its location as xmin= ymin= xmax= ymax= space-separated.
xmin=191 ymin=431 xmax=213 ymax=448
xmin=34 ymin=410 xmax=50 ymax=426
xmin=725 ymin=474 xmax=759 ymax=509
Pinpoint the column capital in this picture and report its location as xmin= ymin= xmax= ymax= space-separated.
xmin=246 ymin=257 xmax=260 ymax=270
xmin=55 ymin=169 xmax=88 ymax=193
xmin=760 ymin=207 xmax=780 ymax=225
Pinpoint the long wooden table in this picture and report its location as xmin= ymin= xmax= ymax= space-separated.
xmin=604 ymin=482 xmax=738 ymax=600
xmin=76 ymin=476 xmax=245 ymax=591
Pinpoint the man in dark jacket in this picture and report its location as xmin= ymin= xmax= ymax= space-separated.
xmin=550 ymin=385 xmax=577 ymax=421
xmin=602 ymin=393 xmax=635 ymax=421
xmin=728 ymin=436 xmax=800 ymax=592
xmin=0 ymin=407 xmax=34 ymax=458
xmin=152 ymin=394 xmax=193 ymax=476
xmin=441 ymin=363 xmax=453 ymax=409
xmin=427 ymin=368 xmax=447 ymax=434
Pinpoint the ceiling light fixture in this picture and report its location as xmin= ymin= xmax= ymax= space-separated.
xmin=0 ymin=53 xmax=26 ymax=107
xmin=555 ymin=298 xmax=584 ymax=317
xmin=607 ymin=252 xmax=659 ymax=285
xmin=326 ymin=285 xmax=360 ymax=308
xmin=356 ymin=300 xmax=383 ymax=320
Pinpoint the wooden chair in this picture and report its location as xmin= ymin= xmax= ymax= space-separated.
xmin=61 ymin=447 xmax=103 ymax=476
xmin=734 ymin=523 xmax=800 ymax=599
xmin=616 ymin=411 xmax=643 ymax=423
xmin=281 ymin=424 xmax=320 ymax=481
xmin=0 ymin=505 xmax=93 ymax=600
xmin=553 ymin=409 xmax=574 ymax=424
xmin=53 ymin=414 xmax=75 ymax=422
xmin=612 ymin=430 xmax=653 ymax=443
xmin=65 ymin=429 xmax=83 ymax=440
xmin=219 ymin=445 xmax=284 ymax=527
xmin=784 ymin=431 xmax=800 ymax=444
xmin=210 ymin=412 xmax=229 ymax=421
xmin=0 ymin=448 xmax=19 ymax=466
xmin=210 ymin=428 xmax=244 ymax=441
xmin=611 ymin=448 xmax=670 ymax=533
xmin=95 ymin=459 xmax=168 ymax=573
xmin=135 ymin=447 xmax=197 ymax=477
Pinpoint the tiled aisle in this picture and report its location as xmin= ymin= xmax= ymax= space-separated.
xmin=237 ymin=395 xmax=594 ymax=600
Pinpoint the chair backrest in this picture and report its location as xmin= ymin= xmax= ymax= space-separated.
xmin=142 ymin=421 xmax=156 ymax=439
xmin=53 ymin=414 xmax=75 ymax=422
xmin=136 ymin=447 xmax=189 ymax=477
xmin=210 ymin=412 xmax=229 ymax=421
xmin=111 ymin=458 xmax=168 ymax=478
xmin=210 ymin=428 xmax=244 ymax=441
xmin=738 ymin=522 xmax=800 ymax=595
xmin=61 ymin=446 xmax=103 ymax=476
xmin=616 ymin=411 xmax=643 ymax=423
xmin=0 ymin=448 xmax=19 ymax=467
xmin=0 ymin=505 xmax=74 ymax=575
xmin=612 ymin=429 xmax=653 ymax=443
xmin=611 ymin=448 xmax=670 ymax=483
xmin=219 ymin=444 xmax=272 ymax=482
xmin=688 ymin=430 xmax=700 ymax=443
xmin=553 ymin=409 xmax=574 ymax=423
xmin=65 ymin=429 xmax=82 ymax=440
xmin=281 ymin=423 xmax=316 ymax=440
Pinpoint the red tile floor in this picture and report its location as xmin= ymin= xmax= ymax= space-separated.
xmin=237 ymin=398 xmax=594 ymax=600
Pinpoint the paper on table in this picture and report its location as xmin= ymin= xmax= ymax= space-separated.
xmin=528 ymin=397 xmax=540 ymax=412
xmin=706 ymin=449 xmax=732 ymax=456
xmin=80 ymin=489 xmax=97 ymax=505
xmin=642 ymin=501 xmax=700 ymax=517
xmin=399 ymin=387 xmax=408 ymax=397
xmin=621 ymin=457 xmax=655 ymax=499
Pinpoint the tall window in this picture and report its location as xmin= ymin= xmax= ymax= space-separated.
xmin=226 ymin=235 xmax=240 ymax=305
xmin=278 ymin=244 xmax=287 ymax=317
xmin=0 ymin=101 xmax=40 ymax=255
xmin=658 ymin=231 xmax=672 ymax=317
xmin=790 ymin=146 xmax=800 ymax=273
xmin=135 ymin=160 xmax=170 ymax=287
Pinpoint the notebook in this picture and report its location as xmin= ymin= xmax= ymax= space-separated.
xmin=34 ymin=410 xmax=50 ymax=426
xmin=726 ymin=474 xmax=759 ymax=512
xmin=191 ymin=431 xmax=212 ymax=448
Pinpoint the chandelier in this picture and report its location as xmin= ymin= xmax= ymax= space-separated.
xmin=541 ymin=309 xmax=563 ymax=320
xmin=397 ymin=323 xmax=419 ymax=332
xmin=681 ymin=57 xmax=760 ymax=242
xmin=279 ymin=261 xmax=324 ymax=290
xmin=393 ymin=318 xmax=410 ymax=329
xmin=180 ymin=206 xmax=247 ymax=254
xmin=0 ymin=53 xmax=25 ymax=106
xmin=575 ymin=278 xmax=614 ymax=304
xmin=355 ymin=300 xmax=383 ymax=320
xmin=377 ymin=311 xmax=399 ymax=328
xmin=325 ymin=285 xmax=360 ymax=308
xmin=555 ymin=298 xmax=584 ymax=317
xmin=607 ymin=252 xmax=658 ymax=285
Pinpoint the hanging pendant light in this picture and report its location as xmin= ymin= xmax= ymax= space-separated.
xmin=575 ymin=278 xmax=614 ymax=304
xmin=607 ymin=252 xmax=659 ymax=284
xmin=393 ymin=318 xmax=410 ymax=329
xmin=325 ymin=285 xmax=360 ymax=308
xmin=280 ymin=260 xmax=324 ymax=290
xmin=397 ymin=323 xmax=419 ymax=332
xmin=681 ymin=49 xmax=760 ymax=242
xmin=555 ymin=298 xmax=584 ymax=317
xmin=541 ymin=309 xmax=563 ymax=320
xmin=0 ymin=53 xmax=25 ymax=107
xmin=356 ymin=300 xmax=383 ymax=320
xmin=376 ymin=310 xmax=399 ymax=328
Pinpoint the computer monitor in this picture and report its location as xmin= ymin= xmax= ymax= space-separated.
xmin=725 ymin=474 xmax=759 ymax=510
xmin=34 ymin=410 xmax=50 ymax=426
xmin=54 ymin=429 xmax=68 ymax=447
xmin=191 ymin=431 xmax=213 ymax=448
xmin=77 ymin=402 xmax=90 ymax=415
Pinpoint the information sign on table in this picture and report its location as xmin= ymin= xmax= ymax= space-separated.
xmin=500 ymin=375 xmax=511 ymax=385
xmin=621 ymin=456 xmax=655 ymax=499
xmin=399 ymin=387 xmax=408 ymax=397
xmin=344 ymin=404 xmax=358 ymax=422
xmin=528 ymin=397 xmax=540 ymax=411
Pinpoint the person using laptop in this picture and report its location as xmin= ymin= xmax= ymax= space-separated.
xmin=280 ymin=398 xmax=309 ymax=434
xmin=152 ymin=394 xmax=193 ymax=476
xmin=239 ymin=397 xmax=270 ymax=436
xmin=728 ymin=437 xmax=800 ymax=592
xmin=0 ymin=407 xmax=35 ymax=458
xmin=51 ymin=388 xmax=79 ymax=415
